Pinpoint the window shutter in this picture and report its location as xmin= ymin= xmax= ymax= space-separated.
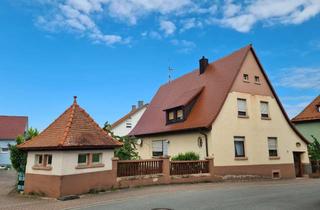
xmin=268 ymin=138 xmax=277 ymax=150
xmin=237 ymin=99 xmax=247 ymax=112
xmin=152 ymin=141 xmax=163 ymax=152
xmin=261 ymin=102 xmax=269 ymax=115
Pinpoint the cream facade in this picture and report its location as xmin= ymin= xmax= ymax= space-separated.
xmin=26 ymin=150 xmax=114 ymax=176
xmin=112 ymin=106 xmax=147 ymax=137
xmin=136 ymin=50 xmax=309 ymax=177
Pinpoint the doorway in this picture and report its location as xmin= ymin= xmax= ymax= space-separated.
xmin=293 ymin=152 xmax=303 ymax=177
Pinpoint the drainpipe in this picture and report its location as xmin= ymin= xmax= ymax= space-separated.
xmin=199 ymin=131 xmax=209 ymax=157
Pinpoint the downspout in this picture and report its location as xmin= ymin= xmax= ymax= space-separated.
xmin=199 ymin=131 xmax=209 ymax=157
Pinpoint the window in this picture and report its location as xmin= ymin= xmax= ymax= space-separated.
xmin=78 ymin=154 xmax=89 ymax=165
xmin=254 ymin=76 xmax=260 ymax=83
xmin=234 ymin=137 xmax=245 ymax=157
xmin=237 ymin=98 xmax=247 ymax=117
xmin=152 ymin=140 xmax=168 ymax=157
xmin=167 ymin=108 xmax=184 ymax=124
xmin=268 ymin=137 xmax=278 ymax=157
xmin=168 ymin=111 xmax=175 ymax=120
xmin=243 ymin=74 xmax=249 ymax=81
xmin=92 ymin=153 xmax=102 ymax=164
xmin=260 ymin=101 xmax=269 ymax=118
xmin=35 ymin=154 xmax=43 ymax=165
xmin=317 ymin=105 xmax=320 ymax=112
xmin=126 ymin=118 xmax=132 ymax=128
xmin=0 ymin=147 xmax=9 ymax=153
xmin=177 ymin=109 xmax=184 ymax=120
xmin=45 ymin=154 xmax=52 ymax=166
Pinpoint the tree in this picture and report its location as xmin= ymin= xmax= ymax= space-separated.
xmin=9 ymin=127 xmax=39 ymax=172
xmin=308 ymin=135 xmax=320 ymax=160
xmin=103 ymin=121 xmax=139 ymax=160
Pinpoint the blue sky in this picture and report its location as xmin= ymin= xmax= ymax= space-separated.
xmin=1 ymin=0 xmax=320 ymax=131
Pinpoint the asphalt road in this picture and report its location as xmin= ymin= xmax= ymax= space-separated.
xmin=77 ymin=179 xmax=320 ymax=210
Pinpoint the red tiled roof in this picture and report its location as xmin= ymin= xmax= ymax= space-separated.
xmin=130 ymin=45 xmax=309 ymax=144
xmin=130 ymin=45 xmax=251 ymax=136
xmin=164 ymin=87 xmax=204 ymax=111
xmin=292 ymin=95 xmax=320 ymax=123
xmin=0 ymin=116 xmax=28 ymax=140
xmin=19 ymin=97 xmax=122 ymax=151
xmin=110 ymin=104 xmax=148 ymax=129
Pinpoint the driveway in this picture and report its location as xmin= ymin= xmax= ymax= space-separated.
xmin=1 ymin=170 xmax=320 ymax=210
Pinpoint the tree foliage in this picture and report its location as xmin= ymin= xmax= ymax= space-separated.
xmin=9 ymin=128 xmax=39 ymax=172
xmin=103 ymin=121 xmax=139 ymax=160
xmin=171 ymin=151 xmax=200 ymax=161
xmin=308 ymin=135 xmax=320 ymax=161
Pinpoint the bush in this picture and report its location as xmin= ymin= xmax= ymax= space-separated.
xmin=171 ymin=152 xmax=200 ymax=161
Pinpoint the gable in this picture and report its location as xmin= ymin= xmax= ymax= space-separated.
xmin=231 ymin=51 xmax=274 ymax=97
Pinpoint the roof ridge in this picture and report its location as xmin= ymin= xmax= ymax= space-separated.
xmin=59 ymin=100 xmax=77 ymax=146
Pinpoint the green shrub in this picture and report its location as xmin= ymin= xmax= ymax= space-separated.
xmin=171 ymin=152 xmax=200 ymax=161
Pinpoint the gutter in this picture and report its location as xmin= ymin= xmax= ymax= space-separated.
xmin=199 ymin=131 xmax=209 ymax=157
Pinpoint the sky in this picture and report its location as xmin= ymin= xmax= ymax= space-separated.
xmin=0 ymin=0 xmax=320 ymax=131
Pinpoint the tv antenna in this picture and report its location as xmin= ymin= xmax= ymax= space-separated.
xmin=168 ymin=66 xmax=175 ymax=83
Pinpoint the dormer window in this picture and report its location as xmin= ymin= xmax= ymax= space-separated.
xmin=166 ymin=108 xmax=185 ymax=124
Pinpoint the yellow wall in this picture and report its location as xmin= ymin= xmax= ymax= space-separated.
xmin=210 ymin=92 xmax=309 ymax=166
xmin=137 ymin=132 xmax=207 ymax=159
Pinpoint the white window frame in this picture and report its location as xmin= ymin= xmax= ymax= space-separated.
xmin=268 ymin=137 xmax=278 ymax=157
xmin=152 ymin=140 xmax=168 ymax=157
xmin=237 ymin=98 xmax=248 ymax=117
xmin=77 ymin=153 xmax=89 ymax=166
xmin=92 ymin=153 xmax=102 ymax=164
xmin=0 ymin=147 xmax=9 ymax=153
xmin=260 ymin=101 xmax=270 ymax=118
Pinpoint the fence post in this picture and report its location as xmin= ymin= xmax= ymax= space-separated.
xmin=205 ymin=156 xmax=215 ymax=178
xmin=112 ymin=157 xmax=119 ymax=182
xmin=161 ymin=156 xmax=171 ymax=183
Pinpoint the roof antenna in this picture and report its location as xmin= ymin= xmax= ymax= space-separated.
xmin=168 ymin=66 xmax=174 ymax=83
xmin=73 ymin=96 xmax=77 ymax=104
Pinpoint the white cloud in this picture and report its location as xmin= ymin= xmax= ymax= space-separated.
xmin=160 ymin=20 xmax=176 ymax=35
xmin=276 ymin=67 xmax=320 ymax=89
xmin=32 ymin=0 xmax=320 ymax=45
xmin=219 ymin=0 xmax=320 ymax=32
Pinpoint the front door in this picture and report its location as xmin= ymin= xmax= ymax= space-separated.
xmin=293 ymin=152 xmax=302 ymax=177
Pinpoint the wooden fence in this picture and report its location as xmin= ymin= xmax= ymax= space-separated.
xmin=170 ymin=160 xmax=209 ymax=175
xmin=117 ymin=159 xmax=163 ymax=177
xmin=311 ymin=160 xmax=320 ymax=173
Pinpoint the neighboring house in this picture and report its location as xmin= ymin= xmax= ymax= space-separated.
xmin=111 ymin=101 xmax=148 ymax=137
xmin=292 ymin=95 xmax=320 ymax=143
xmin=130 ymin=45 xmax=310 ymax=178
xmin=18 ymin=97 xmax=121 ymax=198
xmin=0 ymin=116 xmax=28 ymax=166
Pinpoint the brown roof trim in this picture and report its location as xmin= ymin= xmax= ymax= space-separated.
xmin=111 ymin=104 xmax=148 ymax=129
xmin=132 ymin=126 xmax=211 ymax=138
xmin=19 ymin=144 xmax=122 ymax=151
xmin=248 ymin=47 xmax=310 ymax=144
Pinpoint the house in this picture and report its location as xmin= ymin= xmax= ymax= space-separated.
xmin=292 ymin=95 xmax=320 ymax=143
xmin=130 ymin=45 xmax=310 ymax=179
xmin=111 ymin=101 xmax=148 ymax=136
xmin=18 ymin=97 xmax=122 ymax=198
xmin=0 ymin=116 xmax=28 ymax=167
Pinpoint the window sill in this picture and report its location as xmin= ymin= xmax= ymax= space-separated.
xmin=254 ymin=82 xmax=261 ymax=85
xmin=238 ymin=115 xmax=249 ymax=119
xmin=32 ymin=165 xmax=52 ymax=171
xmin=261 ymin=117 xmax=271 ymax=120
xmin=269 ymin=156 xmax=280 ymax=160
xmin=235 ymin=157 xmax=248 ymax=160
xmin=243 ymin=80 xmax=250 ymax=83
xmin=75 ymin=163 xmax=105 ymax=169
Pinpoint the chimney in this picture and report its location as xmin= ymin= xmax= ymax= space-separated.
xmin=132 ymin=105 xmax=137 ymax=111
xmin=199 ymin=56 xmax=208 ymax=74
xmin=138 ymin=100 xmax=144 ymax=108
